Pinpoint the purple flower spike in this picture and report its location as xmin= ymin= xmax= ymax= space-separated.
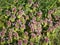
xmin=18 ymin=40 xmax=22 ymax=45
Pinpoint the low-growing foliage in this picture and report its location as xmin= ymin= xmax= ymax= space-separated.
xmin=0 ymin=0 xmax=60 ymax=45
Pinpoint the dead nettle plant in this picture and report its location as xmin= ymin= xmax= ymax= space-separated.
xmin=0 ymin=0 xmax=60 ymax=45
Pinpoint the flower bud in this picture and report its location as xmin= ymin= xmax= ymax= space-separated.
xmin=6 ymin=20 xmax=11 ymax=27
xmin=12 ymin=7 xmax=17 ymax=13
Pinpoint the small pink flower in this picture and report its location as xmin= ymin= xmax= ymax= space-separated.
xmin=28 ymin=23 xmax=35 ymax=32
xmin=8 ymin=32 xmax=12 ymax=37
xmin=31 ymin=20 xmax=36 ymax=24
xmin=48 ymin=20 xmax=53 ymax=26
xmin=36 ymin=29 xmax=41 ymax=36
xmin=58 ymin=22 xmax=60 ymax=25
xmin=36 ymin=32 xmax=41 ymax=36
xmin=48 ymin=10 xmax=54 ymax=14
xmin=5 ymin=10 xmax=11 ymax=16
xmin=55 ymin=16 xmax=59 ymax=20
xmin=30 ymin=24 xmax=35 ymax=32
xmin=47 ymin=27 xmax=52 ymax=32
xmin=6 ymin=20 xmax=11 ymax=27
xmin=31 ymin=33 xmax=36 ymax=38
xmin=1 ymin=31 xmax=5 ymax=37
xmin=13 ymin=32 xmax=19 ymax=38
xmin=24 ymin=31 xmax=28 ymax=36
xmin=17 ymin=19 xmax=21 ymax=24
xmin=18 ymin=10 xmax=24 ymax=15
xmin=37 ymin=28 xmax=41 ymax=32
xmin=8 ymin=30 xmax=13 ymax=41
xmin=1 ymin=27 xmax=6 ymax=37
xmin=45 ymin=37 xmax=49 ymax=42
xmin=37 ymin=11 xmax=42 ymax=16
xmin=43 ymin=18 xmax=48 ymax=23
xmin=21 ymin=24 xmax=25 ymax=29
xmin=23 ymin=39 xmax=28 ymax=44
xmin=18 ymin=40 xmax=22 ymax=45
xmin=32 ymin=16 xmax=36 ymax=21
xmin=12 ymin=7 xmax=17 ymax=12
